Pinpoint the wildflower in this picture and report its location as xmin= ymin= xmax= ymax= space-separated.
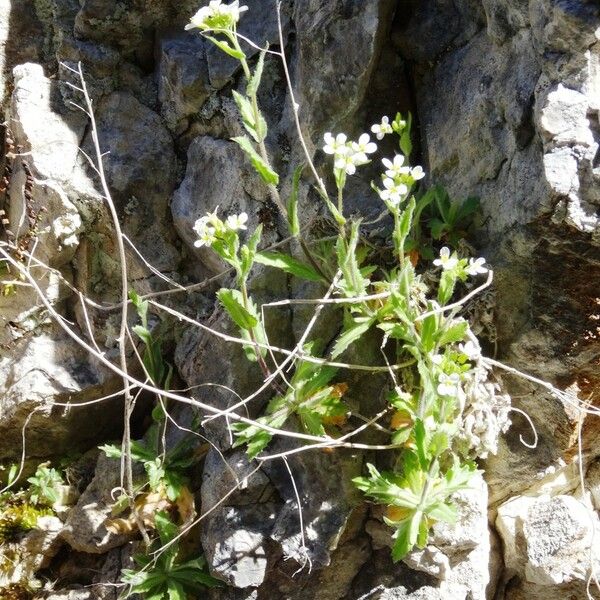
xmin=458 ymin=340 xmax=480 ymax=360
xmin=433 ymin=246 xmax=458 ymax=270
xmin=323 ymin=132 xmax=349 ymax=156
xmin=351 ymin=133 xmax=377 ymax=162
xmin=437 ymin=373 xmax=461 ymax=397
xmin=410 ymin=166 xmax=425 ymax=181
xmin=378 ymin=177 xmax=408 ymax=205
xmin=185 ymin=0 xmax=248 ymax=32
xmin=334 ymin=153 xmax=358 ymax=175
xmin=371 ymin=116 xmax=393 ymax=140
xmin=382 ymin=155 xmax=410 ymax=179
xmin=193 ymin=217 xmax=217 ymax=247
xmin=465 ymin=257 xmax=488 ymax=276
xmin=431 ymin=354 xmax=444 ymax=365
xmin=226 ymin=212 xmax=248 ymax=231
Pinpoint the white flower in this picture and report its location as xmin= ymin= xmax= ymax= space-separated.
xmin=431 ymin=354 xmax=444 ymax=365
xmin=334 ymin=153 xmax=357 ymax=175
xmin=382 ymin=155 xmax=410 ymax=179
xmin=323 ymin=132 xmax=349 ymax=156
xmin=433 ymin=246 xmax=458 ymax=270
xmin=193 ymin=217 xmax=217 ymax=247
xmin=410 ymin=165 xmax=425 ymax=181
xmin=378 ymin=177 xmax=408 ymax=205
xmin=226 ymin=212 xmax=248 ymax=231
xmin=459 ymin=340 xmax=480 ymax=360
xmin=466 ymin=257 xmax=488 ymax=276
xmin=185 ymin=0 xmax=248 ymax=31
xmin=351 ymin=133 xmax=377 ymax=160
xmin=437 ymin=373 xmax=461 ymax=397
xmin=371 ymin=116 xmax=393 ymax=140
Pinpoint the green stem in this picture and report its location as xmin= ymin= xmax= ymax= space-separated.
xmin=229 ymin=32 xmax=330 ymax=284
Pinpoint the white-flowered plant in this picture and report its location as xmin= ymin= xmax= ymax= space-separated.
xmin=371 ymin=115 xmax=393 ymax=140
xmin=466 ymin=257 xmax=488 ymax=276
xmin=323 ymin=132 xmax=349 ymax=157
xmin=382 ymin=155 xmax=410 ymax=179
xmin=433 ymin=246 xmax=459 ymax=270
xmin=185 ymin=0 xmax=248 ymax=31
xmin=378 ymin=177 xmax=408 ymax=206
xmin=351 ymin=133 xmax=377 ymax=161
xmin=185 ymin=1 xmax=509 ymax=567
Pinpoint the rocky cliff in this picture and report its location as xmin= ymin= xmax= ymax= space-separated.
xmin=0 ymin=1 xmax=599 ymax=599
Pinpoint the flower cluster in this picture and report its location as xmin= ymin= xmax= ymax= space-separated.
xmin=193 ymin=209 xmax=248 ymax=248
xmin=323 ymin=132 xmax=377 ymax=176
xmin=433 ymin=247 xmax=489 ymax=277
xmin=185 ymin=0 xmax=248 ymax=32
xmin=377 ymin=154 xmax=425 ymax=207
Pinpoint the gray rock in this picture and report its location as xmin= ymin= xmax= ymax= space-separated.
xmin=158 ymin=34 xmax=211 ymax=132
xmin=61 ymin=453 xmax=137 ymax=554
xmin=496 ymin=494 xmax=600 ymax=586
xmin=586 ymin=459 xmax=600 ymax=510
xmin=203 ymin=503 xmax=277 ymax=588
xmin=0 ymin=515 xmax=63 ymax=587
xmin=171 ymin=135 xmax=270 ymax=266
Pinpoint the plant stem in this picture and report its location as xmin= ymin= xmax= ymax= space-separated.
xmin=229 ymin=33 xmax=330 ymax=283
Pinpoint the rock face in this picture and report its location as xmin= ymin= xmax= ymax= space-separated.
xmin=0 ymin=1 xmax=599 ymax=599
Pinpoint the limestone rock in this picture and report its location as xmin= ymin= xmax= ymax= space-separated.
xmin=10 ymin=63 xmax=87 ymax=183
xmin=171 ymin=135 xmax=270 ymax=268
xmin=586 ymin=459 xmax=600 ymax=510
xmin=496 ymin=494 xmax=600 ymax=586
xmin=158 ymin=34 xmax=211 ymax=132
xmin=203 ymin=504 xmax=277 ymax=588
xmin=61 ymin=454 xmax=137 ymax=554
xmin=0 ymin=515 xmax=63 ymax=587
xmin=0 ymin=62 xmax=121 ymax=467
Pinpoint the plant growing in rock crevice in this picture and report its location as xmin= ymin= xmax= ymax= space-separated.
xmin=185 ymin=0 xmax=511 ymax=562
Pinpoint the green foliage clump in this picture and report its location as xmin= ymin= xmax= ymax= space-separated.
xmin=0 ymin=502 xmax=52 ymax=543
xmin=121 ymin=512 xmax=220 ymax=600
xmin=26 ymin=464 xmax=65 ymax=507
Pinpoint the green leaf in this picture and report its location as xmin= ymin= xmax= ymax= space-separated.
xmin=437 ymin=319 xmax=468 ymax=346
xmin=240 ymin=224 xmax=263 ymax=279
xmin=315 ymin=185 xmax=346 ymax=226
xmin=287 ymin=165 xmax=303 ymax=236
xmin=391 ymin=512 xmax=420 ymax=561
xmin=154 ymin=511 xmax=179 ymax=547
xmin=455 ymin=196 xmax=480 ymax=222
xmin=331 ymin=317 xmax=376 ymax=358
xmin=217 ymin=288 xmax=258 ymax=330
xmin=6 ymin=463 xmax=18 ymax=487
xmin=99 ymin=443 xmax=122 ymax=459
xmin=205 ymin=35 xmax=245 ymax=59
xmin=420 ymin=304 xmax=437 ymax=353
xmin=232 ymin=90 xmax=267 ymax=143
xmin=298 ymin=409 xmax=325 ymax=437
xmin=429 ymin=218 xmax=447 ymax=240
xmin=167 ymin=579 xmax=187 ymax=600
xmin=336 ymin=221 xmax=368 ymax=297
xmin=232 ymin=135 xmax=279 ymax=185
xmin=391 ymin=427 xmax=412 ymax=446
xmin=254 ymin=251 xmax=322 ymax=282
xmin=428 ymin=501 xmax=458 ymax=523
xmin=399 ymin=112 xmax=413 ymax=158
xmin=247 ymin=47 xmax=267 ymax=96
xmin=398 ymin=197 xmax=416 ymax=243
xmin=132 ymin=324 xmax=152 ymax=346
xmin=437 ymin=270 xmax=457 ymax=305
